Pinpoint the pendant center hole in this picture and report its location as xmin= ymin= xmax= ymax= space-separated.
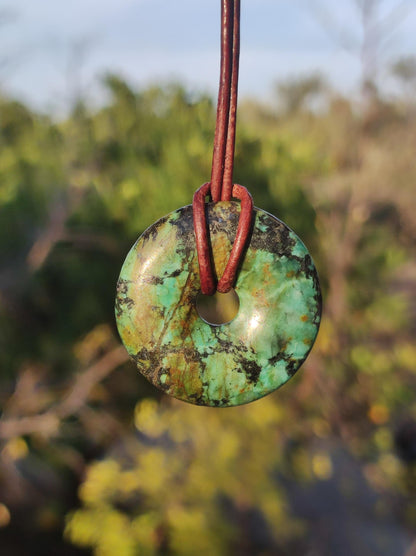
xmin=196 ymin=288 xmax=240 ymax=326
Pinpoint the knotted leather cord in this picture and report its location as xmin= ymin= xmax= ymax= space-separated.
xmin=193 ymin=0 xmax=253 ymax=296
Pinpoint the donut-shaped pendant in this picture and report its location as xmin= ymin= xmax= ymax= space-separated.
xmin=115 ymin=202 xmax=321 ymax=407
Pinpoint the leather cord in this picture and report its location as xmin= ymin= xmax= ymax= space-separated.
xmin=193 ymin=0 xmax=253 ymax=296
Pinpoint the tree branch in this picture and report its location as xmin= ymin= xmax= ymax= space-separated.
xmin=0 ymin=345 xmax=130 ymax=440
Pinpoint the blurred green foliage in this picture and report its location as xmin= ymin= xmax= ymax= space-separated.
xmin=66 ymin=398 xmax=301 ymax=556
xmin=0 ymin=75 xmax=415 ymax=555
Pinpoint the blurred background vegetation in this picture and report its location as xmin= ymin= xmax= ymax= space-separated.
xmin=1 ymin=2 xmax=416 ymax=555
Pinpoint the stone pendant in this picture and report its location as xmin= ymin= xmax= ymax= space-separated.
xmin=115 ymin=202 xmax=321 ymax=407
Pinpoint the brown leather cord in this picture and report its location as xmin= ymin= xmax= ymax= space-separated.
xmin=193 ymin=183 xmax=216 ymax=296
xmin=193 ymin=0 xmax=253 ymax=296
xmin=221 ymin=0 xmax=240 ymax=201
xmin=216 ymin=184 xmax=253 ymax=292
xmin=210 ymin=0 xmax=240 ymax=202
xmin=193 ymin=183 xmax=253 ymax=295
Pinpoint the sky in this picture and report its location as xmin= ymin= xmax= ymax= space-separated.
xmin=1 ymin=0 xmax=416 ymax=112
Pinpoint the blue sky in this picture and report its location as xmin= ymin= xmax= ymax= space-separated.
xmin=1 ymin=0 xmax=416 ymax=112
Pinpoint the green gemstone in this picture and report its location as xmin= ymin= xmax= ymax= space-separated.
xmin=115 ymin=202 xmax=321 ymax=407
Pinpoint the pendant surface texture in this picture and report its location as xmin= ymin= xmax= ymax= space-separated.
xmin=116 ymin=202 xmax=321 ymax=407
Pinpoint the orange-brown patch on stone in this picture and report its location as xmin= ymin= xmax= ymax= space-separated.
xmin=286 ymin=271 xmax=296 ymax=278
xmin=211 ymin=234 xmax=232 ymax=277
xmin=178 ymin=311 xmax=198 ymax=342
xmin=300 ymin=314 xmax=308 ymax=322
xmin=261 ymin=262 xmax=273 ymax=281
xmin=168 ymin=355 xmax=204 ymax=401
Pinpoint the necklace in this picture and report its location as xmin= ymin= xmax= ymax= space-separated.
xmin=115 ymin=0 xmax=321 ymax=407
